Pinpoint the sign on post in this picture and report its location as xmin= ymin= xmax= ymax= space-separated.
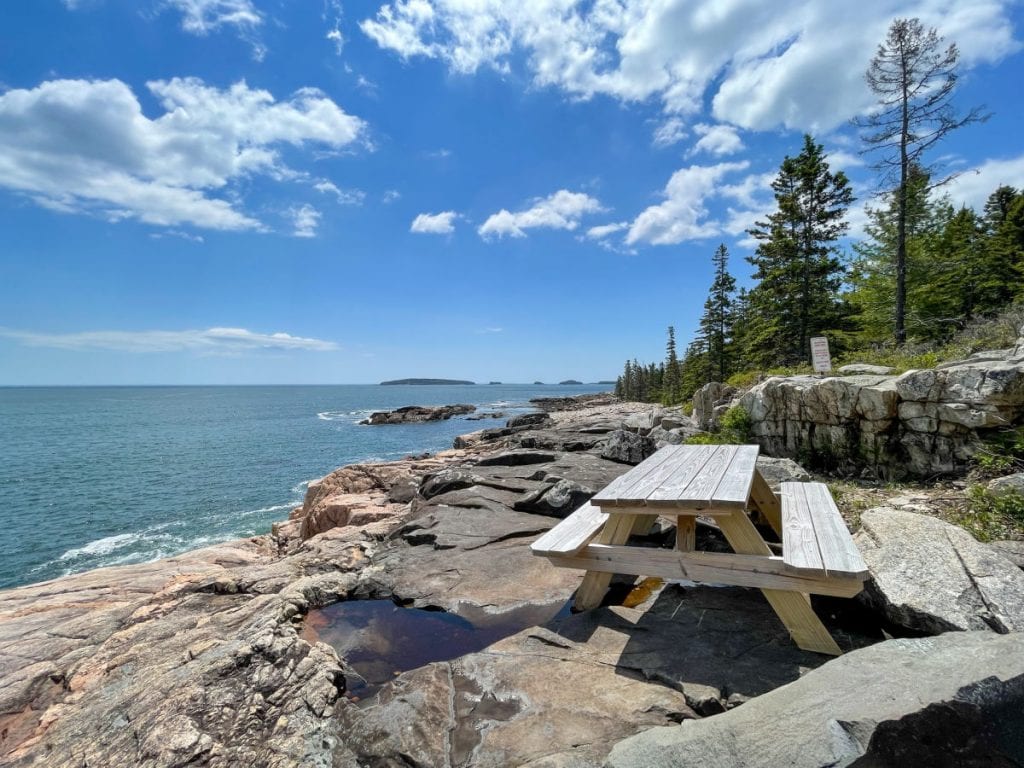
xmin=810 ymin=336 xmax=832 ymax=373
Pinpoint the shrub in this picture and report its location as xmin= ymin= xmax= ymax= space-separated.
xmin=684 ymin=405 xmax=753 ymax=445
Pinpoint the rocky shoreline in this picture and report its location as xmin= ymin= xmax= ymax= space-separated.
xmin=1 ymin=394 xmax=1023 ymax=766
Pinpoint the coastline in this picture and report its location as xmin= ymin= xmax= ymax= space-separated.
xmin=3 ymin=390 xmax=1021 ymax=766
xmin=1 ymin=393 xmax=665 ymax=764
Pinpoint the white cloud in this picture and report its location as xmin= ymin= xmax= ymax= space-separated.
xmin=0 ymin=78 xmax=366 ymax=231
xmin=945 ymin=154 xmax=1024 ymax=211
xmin=411 ymin=210 xmax=458 ymax=234
xmin=290 ymin=204 xmax=321 ymax=238
xmin=163 ymin=0 xmax=265 ymax=58
xmin=652 ymin=117 xmax=687 ymax=148
xmin=586 ymin=221 xmax=628 ymax=239
xmin=314 ymin=180 xmax=366 ymax=205
xmin=0 ymin=326 xmax=338 ymax=353
xmin=826 ymin=150 xmax=865 ymax=170
xmin=689 ymin=123 xmax=743 ymax=157
xmin=479 ymin=190 xmax=604 ymax=239
xmin=476 ymin=326 xmax=503 ymax=334
xmin=360 ymin=1 xmax=1018 ymax=132
xmin=382 ymin=189 xmax=402 ymax=203
xmin=164 ymin=0 xmax=261 ymax=33
xmin=626 ymin=162 xmax=748 ymax=246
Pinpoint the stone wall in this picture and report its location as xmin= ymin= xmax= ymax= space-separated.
xmin=734 ymin=337 xmax=1024 ymax=477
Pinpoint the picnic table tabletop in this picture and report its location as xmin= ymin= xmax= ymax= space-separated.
xmin=591 ymin=443 xmax=761 ymax=512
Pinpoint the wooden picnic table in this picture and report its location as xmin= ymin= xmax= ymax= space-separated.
xmin=531 ymin=444 xmax=869 ymax=655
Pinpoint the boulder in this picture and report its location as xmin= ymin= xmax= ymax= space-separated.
xmin=853 ymin=508 xmax=1024 ymax=633
xmin=989 ymin=540 xmax=1024 ymax=569
xmin=622 ymin=408 xmax=662 ymax=435
xmin=754 ymin=457 xmax=810 ymax=490
xmin=600 ymin=429 xmax=657 ymax=465
xmin=988 ymin=472 xmax=1024 ymax=497
xmin=361 ymin=404 xmax=476 ymax=425
xmin=605 ymin=631 xmax=1024 ymax=768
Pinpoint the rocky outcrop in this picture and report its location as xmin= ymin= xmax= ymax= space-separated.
xmin=605 ymin=631 xmax=1024 ymax=768
xmin=600 ymin=429 xmax=657 ymax=464
xmin=693 ymin=382 xmax=738 ymax=431
xmin=853 ymin=507 xmax=1024 ymax=634
xmin=330 ymin=585 xmax=847 ymax=767
xmin=738 ymin=336 xmax=1024 ymax=476
xmin=361 ymin=404 xmax=476 ymax=424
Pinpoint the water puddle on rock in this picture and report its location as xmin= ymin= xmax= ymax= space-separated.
xmin=302 ymin=599 xmax=570 ymax=702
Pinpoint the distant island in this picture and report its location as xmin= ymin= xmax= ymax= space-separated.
xmin=596 ymin=380 xmax=616 ymax=385
xmin=533 ymin=381 xmax=545 ymax=385
xmin=488 ymin=381 xmax=502 ymax=385
xmin=380 ymin=378 xmax=475 ymax=385
xmin=558 ymin=379 xmax=583 ymax=385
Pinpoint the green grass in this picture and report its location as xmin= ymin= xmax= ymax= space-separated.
xmin=958 ymin=486 xmax=1024 ymax=542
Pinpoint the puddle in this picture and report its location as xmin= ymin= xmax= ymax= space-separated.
xmin=302 ymin=599 xmax=570 ymax=702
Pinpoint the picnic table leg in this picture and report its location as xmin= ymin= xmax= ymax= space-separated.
xmin=675 ymin=516 xmax=696 ymax=551
xmin=748 ymin=470 xmax=782 ymax=537
xmin=573 ymin=512 xmax=649 ymax=611
xmin=717 ymin=512 xmax=841 ymax=656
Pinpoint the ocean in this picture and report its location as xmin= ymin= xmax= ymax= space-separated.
xmin=0 ymin=384 xmax=606 ymax=590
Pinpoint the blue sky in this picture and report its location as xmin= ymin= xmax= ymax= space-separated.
xmin=1 ymin=0 xmax=1022 ymax=385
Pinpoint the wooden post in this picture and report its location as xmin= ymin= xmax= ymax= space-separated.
xmin=748 ymin=470 xmax=782 ymax=536
xmin=675 ymin=516 xmax=696 ymax=551
xmin=717 ymin=511 xmax=841 ymax=655
xmin=573 ymin=512 xmax=636 ymax=611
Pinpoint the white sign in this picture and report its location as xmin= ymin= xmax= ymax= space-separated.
xmin=810 ymin=336 xmax=832 ymax=373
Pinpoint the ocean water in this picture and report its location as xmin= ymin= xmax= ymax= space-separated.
xmin=0 ymin=384 xmax=606 ymax=590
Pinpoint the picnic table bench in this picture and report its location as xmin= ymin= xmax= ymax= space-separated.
xmin=531 ymin=444 xmax=868 ymax=655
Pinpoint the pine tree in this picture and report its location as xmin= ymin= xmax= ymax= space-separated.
xmin=855 ymin=18 xmax=988 ymax=345
xmin=980 ymin=186 xmax=1024 ymax=307
xmin=744 ymin=135 xmax=853 ymax=367
xmin=697 ymin=244 xmax=737 ymax=382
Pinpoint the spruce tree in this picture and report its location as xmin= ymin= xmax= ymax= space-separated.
xmin=744 ymin=135 xmax=853 ymax=367
xmin=697 ymin=244 xmax=737 ymax=382
xmin=663 ymin=326 xmax=682 ymax=405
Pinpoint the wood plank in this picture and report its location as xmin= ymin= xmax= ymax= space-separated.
xmin=760 ymin=591 xmax=842 ymax=656
xmin=797 ymin=482 xmax=869 ymax=578
xmin=530 ymin=502 xmax=607 ymax=556
xmin=781 ymin=483 xmax=825 ymax=573
xmin=675 ymin=517 xmax=696 ymax=551
xmin=546 ymin=546 xmax=866 ymax=598
xmin=638 ymin=444 xmax=720 ymax=505
xmin=572 ymin=512 xmax=636 ymax=611
xmin=616 ymin=445 xmax=713 ymax=505
xmin=717 ymin=510 xmax=842 ymax=655
xmin=667 ymin=448 xmax=741 ymax=507
xmin=749 ymin=469 xmax=782 ymax=536
xmin=709 ymin=445 xmax=760 ymax=508
xmin=590 ymin=445 xmax=683 ymax=507
xmin=603 ymin=504 xmax=737 ymax=518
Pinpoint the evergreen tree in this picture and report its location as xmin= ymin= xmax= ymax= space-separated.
xmin=663 ymin=326 xmax=682 ymax=405
xmin=847 ymin=164 xmax=940 ymax=343
xmin=697 ymin=244 xmax=737 ymax=382
xmin=855 ymin=17 xmax=987 ymax=345
xmin=980 ymin=187 xmax=1024 ymax=307
xmin=679 ymin=337 xmax=709 ymax=401
xmin=744 ymin=135 xmax=853 ymax=367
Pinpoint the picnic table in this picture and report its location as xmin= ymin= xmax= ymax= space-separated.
xmin=531 ymin=444 xmax=869 ymax=655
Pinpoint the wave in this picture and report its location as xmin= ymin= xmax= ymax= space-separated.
xmin=237 ymin=502 xmax=296 ymax=518
xmin=59 ymin=532 xmax=141 ymax=560
xmin=317 ymin=409 xmax=378 ymax=421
